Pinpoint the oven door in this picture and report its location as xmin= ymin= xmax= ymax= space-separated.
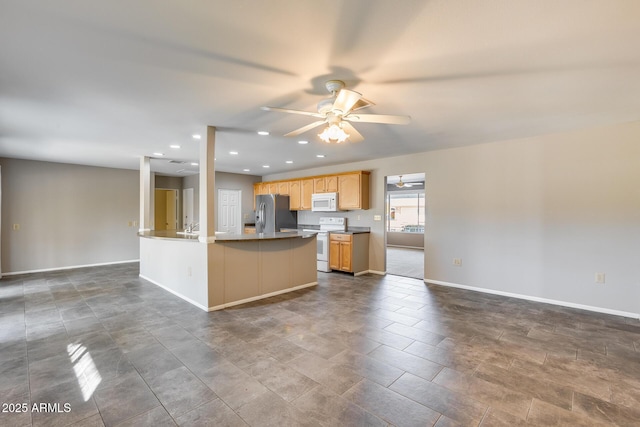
xmin=316 ymin=232 xmax=329 ymax=262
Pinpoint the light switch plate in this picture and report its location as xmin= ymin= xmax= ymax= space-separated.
xmin=373 ymin=215 xmax=382 ymax=221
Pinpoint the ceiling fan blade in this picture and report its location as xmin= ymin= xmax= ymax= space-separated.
xmin=333 ymin=89 xmax=362 ymax=115
xmin=341 ymin=121 xmax=364 ymax=143
xmin=284 ymin=120 xmax=326 ymax=137
xmin=345 ymin=113 xmax=411 ymax=125
xmin=261 ymin=106 xmax=323 ymax=118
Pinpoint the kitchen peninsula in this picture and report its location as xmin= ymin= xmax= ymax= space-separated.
xmin=139 ymin=230 xmax=317 ymax=311
xmin=138 ymin=127 xmax=317 ymax=312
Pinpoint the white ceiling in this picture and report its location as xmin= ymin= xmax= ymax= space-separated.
xmin=2 ymin=1 xmax=640 ymax=176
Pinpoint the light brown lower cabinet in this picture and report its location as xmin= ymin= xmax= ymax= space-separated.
xmin=329 ymin=233 xmax=369 ymax=274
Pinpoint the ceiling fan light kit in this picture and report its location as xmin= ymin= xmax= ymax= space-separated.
xmin=319 ymin=123 xmax=349 ymax=143
xmin=262 ymin=80 xmax=410 ymax=143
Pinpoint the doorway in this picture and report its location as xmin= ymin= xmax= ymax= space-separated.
xmin=385 ymin=173 xmax=425 ymax=279
xmin=183 ymin=188 xmax=194 ymax=230
xmin=154 ymin=189 xmax=179 ymax=230
xmin=217 ymin=189 xmax=242 ymax=234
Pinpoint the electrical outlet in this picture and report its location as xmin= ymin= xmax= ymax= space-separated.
xmin=12 ymin=223 xmax=20 ymax=231
xmin=133 ymin=220 xmax=138 ymax=227
xmin=357 ymin=215 xmax=361 ymax=221
xmin=595 ymin=272 xmax=605 ymax=284
xmin=187 ymin=266 xmax=192 ymax=277
xmin=453 ymin=258 xmax=462 ymax=266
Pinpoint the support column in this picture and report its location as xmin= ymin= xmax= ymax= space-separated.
xmin=139 ymin=156 xmax=151 ymax=232
xmin=199 ymin=126 xmax=216 ymax=242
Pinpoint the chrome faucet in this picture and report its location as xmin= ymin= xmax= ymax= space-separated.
xmin=185 ymin=223 xmax=199 ymax=233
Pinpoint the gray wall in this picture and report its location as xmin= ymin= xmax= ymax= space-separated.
xmin=181 ymin=171 xmax=261 ymax=228
xmin=264 ymin=120 xmax=640 ymax=315
xmin=0 ymin=158 xmax=139 ymax=274
xmin=215 ymin=171 xmax=262 ymax=225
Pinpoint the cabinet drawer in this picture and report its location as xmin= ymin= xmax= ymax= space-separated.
xmin=329 ymin=233 xmax=352 ymax=242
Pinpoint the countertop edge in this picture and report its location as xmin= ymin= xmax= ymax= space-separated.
xmin=138 ymin=231 xmax=317 ymax=242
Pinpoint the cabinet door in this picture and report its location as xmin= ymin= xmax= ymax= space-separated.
xmin=277 ymin=181 xmax=290 ymax=195
xmin=300 ymin=179 xmax=313 ymax=210
xmin=289 ymin=180 xmax=301 ymax=210
xmin=268 ymin=183 xmax=278 ymax=194
xmin=340 ymin=241 xmax=352 ymax=272
xmin=338 ymin=173 xmax=360 ymax=210
xmin=329 ymin=241 xmax=341 ymax=270
xmin=326 ymin=175 xmax=338 ymax=192
xmin=314 ymin=177 xmax=326 ymax=193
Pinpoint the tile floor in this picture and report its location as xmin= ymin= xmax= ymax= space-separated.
xmin=386 ymin=247 xmax=424 ymax=280
xmin=1 ymin=263 xmax=640 ymax=426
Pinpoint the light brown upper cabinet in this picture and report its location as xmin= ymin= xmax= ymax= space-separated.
xmin=338 ymin=171 xmax=370 ymax=210
xmin=254 ymin=170 xmax=370 ymax=211
xmin=300 ymin=178 xmax=313 ymax=210
xmin=289 ymin=180 xmax=301 ymax=210
xmin=313 ymin=175 xmax=338 ymax=193
xmin=277 ymin=181 xmax=290 ymax=196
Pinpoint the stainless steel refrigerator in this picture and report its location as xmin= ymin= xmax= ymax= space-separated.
xmin=255 ymin=194 xmax=297 ymax=233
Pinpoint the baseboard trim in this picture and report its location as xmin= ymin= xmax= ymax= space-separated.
xmin=207 ymin=281 xmax=318 ymax=312
xmin=138 ymin=274 xmax=210 ymax=312
xmin=367 ymin=270 xmax=387 ymax=276
xmin=2 ymin=259 xmax=140 ymax=277
xmin=386 ymin=244 xmax=424 ymax=250
xmin=139 ymin=274 xmax=318 ymax=313
xmin=425 ymin=279 xmax=640 ymax=320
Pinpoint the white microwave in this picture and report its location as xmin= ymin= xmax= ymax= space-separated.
xmin=311 ymin=192 xmax=339 ymax=211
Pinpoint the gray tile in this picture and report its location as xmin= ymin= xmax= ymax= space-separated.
xmin=367 ymin=345 xmax=443 ymax=381
xmin=93 ymin=372 xmax=161 ymax=427
xmin=124 ymin=342 xmax=182 ymax=381
xmin=343 ymin=379 xmax=441 ymax=427
xmin=235 ymin=390 xmax=320 ymax=427
xmin=30 ymin=379 xmax=100 ymax=427
xmin=247 ymin=357 xmax=318 ymax=402
xmin=146 ymin=366 xmax=217 ymax=418
xmin=292 ymin=385 xmax=388 ymax=426
xmin=113 ymin=406 xmax=176 ymax=427
xmin=330 ymin=350 xmax=405 ymax=387
xmin=197 ymin=361 xmax=270 ymax=410
xmin=175 ymin=398 xmax=248 ymax=427
xmin=389 ymin=372 xmax=487 ymax=426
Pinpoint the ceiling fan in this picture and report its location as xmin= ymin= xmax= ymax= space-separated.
xmin=395 ymin=176 xmax=423 ymax=188
xmin=261 ymin=80 xmax=411 ymax=143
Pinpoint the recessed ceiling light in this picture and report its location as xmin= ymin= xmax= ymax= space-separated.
xmin=298 ymin=140 xmax=309 ymax=145
xmin=243 ymin=168 xmax=250 ymax=172
xmin=190 ymin=162 xmax=199 ymax=166
xmin=286 ymin=160 xmax=293 ymax=164
xmin=192 ymin=134 xmax=201 ymax=139
xmin=170 ymin=144 xmax=181 ymax=149
xmin=229 ymin=151 xmax=239 ymax=155
xmin=316 ymin=154 xmax=325 ymax=158
xmin=153 ymin=152 xmax=164 ymax=156
xmin=257 ymin=131 xmax=269 ymax=136
xmin=263 ymin=165 xmax=270 ymax=168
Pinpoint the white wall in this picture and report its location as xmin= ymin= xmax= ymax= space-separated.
xmin=264 ymin=121 xmax=640 ymax=316
xmin=0 ymin=158 xmax=139 ymax=274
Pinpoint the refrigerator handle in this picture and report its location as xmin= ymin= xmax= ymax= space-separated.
xmin=257 ymin=202 xmax=265 ymax=233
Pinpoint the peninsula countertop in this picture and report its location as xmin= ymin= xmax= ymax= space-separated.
xmin=138 ymin=230 xmax=317 ymax=242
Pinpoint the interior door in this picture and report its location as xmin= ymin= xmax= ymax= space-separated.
xmin=165 ymin=190 xmax=177 ymax=230
xmin=217 ymin=189 xmax=242 ymax=234
xmin=154 ymin=189 xmax=178 ymax=230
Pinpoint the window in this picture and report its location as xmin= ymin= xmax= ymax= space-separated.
xmin=386 ymin=191 xmax=425 ymax=233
